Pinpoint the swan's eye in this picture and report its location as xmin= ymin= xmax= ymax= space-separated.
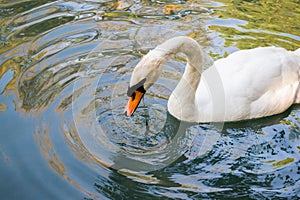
xmin=127 ymin=78 xmax=147 ymax=97
xmin=131 ymin=92 xmax=136 ymax=101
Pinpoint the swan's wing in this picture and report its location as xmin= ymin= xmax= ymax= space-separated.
xmin=196 ymin=47 xmax=300 ymax=122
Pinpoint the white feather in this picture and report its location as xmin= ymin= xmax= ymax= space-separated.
xmin=129 ymin=36 xmax=300 ymax=122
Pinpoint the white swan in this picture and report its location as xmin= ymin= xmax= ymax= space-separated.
xmin=125 ymin=36 xmax=300 ymax=122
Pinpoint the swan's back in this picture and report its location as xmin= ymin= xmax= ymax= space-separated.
xmin=196 ymin=47 xmax=300 ymax=122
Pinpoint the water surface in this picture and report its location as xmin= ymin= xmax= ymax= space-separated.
xmin=0 ymin=0 xmax=300 ymax=199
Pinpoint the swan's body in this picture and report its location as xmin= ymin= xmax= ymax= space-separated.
xmin=126 ymin=36 xmax=300 ymax=122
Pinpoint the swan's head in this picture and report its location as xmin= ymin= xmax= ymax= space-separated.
xmin=125 ymin=51 xmax=166 ymax=116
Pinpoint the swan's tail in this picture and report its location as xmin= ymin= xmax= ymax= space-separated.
xmin=294 ymin=48 xmax=300 ymax=103
xmin=295 ymin=48 xmax=300 ymax=56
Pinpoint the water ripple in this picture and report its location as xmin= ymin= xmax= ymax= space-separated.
xmin=0 ymin=0 xmax=300 ymax=199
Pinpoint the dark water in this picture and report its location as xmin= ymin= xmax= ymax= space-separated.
xmin=0 ymin=0 xmax=300 ymax=199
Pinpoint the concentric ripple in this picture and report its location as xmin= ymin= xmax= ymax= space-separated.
xmin=0 ymin=0 xmax=300 ymax=199
xmin=71 ymin=50 xmax=198 ymax=171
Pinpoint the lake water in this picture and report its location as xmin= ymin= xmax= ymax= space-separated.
xmin=0 ymin=0 xmax=300 ymax=199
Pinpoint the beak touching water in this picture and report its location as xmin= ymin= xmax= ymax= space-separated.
xmin=125 ymin=90 xmax=145 ymax=116
xmin=125 ymin=78 xmax=147 ymax=116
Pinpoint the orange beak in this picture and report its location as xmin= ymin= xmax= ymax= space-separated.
xmin=125 ymin=90 xmax=145 ymax=116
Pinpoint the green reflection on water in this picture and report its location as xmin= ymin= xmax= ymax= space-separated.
xmin=209 ymin=0 xmax=300 ymax=50
xmin=0 ymin=1 xmax=299 ymax=198
xmin=272 ymin=157 xmax=295 ymax=167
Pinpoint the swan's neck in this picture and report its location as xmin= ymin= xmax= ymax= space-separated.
xmin=153 ymin=36 xmax=205 ymax=121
